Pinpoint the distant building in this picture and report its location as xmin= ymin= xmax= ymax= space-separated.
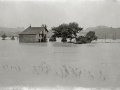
xmin=19 ymin=25 xmax=48 ymax=43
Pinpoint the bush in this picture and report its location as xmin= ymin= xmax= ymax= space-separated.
xmin=49 ymin=35 xmax=56 ymax=41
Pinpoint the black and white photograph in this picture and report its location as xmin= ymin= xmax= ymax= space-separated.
xmin=0 ymin=0 xmax=120 ymax=90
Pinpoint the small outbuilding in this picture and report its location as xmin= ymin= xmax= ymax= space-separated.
xmin=19 ymin=25 xmax=48 ymax=43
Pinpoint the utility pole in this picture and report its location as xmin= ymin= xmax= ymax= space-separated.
xmin=17 ymin=30 xmax=19 ymax=40
xmin=105 ymin=34 xmax=106 ymax=43
xmin=115 ymin=31 xmax=116 ymax=40
xmin=113 ymin=34 xmax=114 ymax=40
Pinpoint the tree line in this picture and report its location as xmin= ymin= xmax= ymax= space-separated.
xmin=50 ymin=22 xmax=97 ymax=43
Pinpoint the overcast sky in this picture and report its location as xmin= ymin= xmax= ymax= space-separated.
xmin=0 ymin=0 xmax=120 ymax=29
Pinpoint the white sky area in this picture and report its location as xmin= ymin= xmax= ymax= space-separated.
xmin=0 ymin=0 xmax=120 ymax=29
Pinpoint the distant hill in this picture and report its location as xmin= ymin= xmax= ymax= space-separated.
xmin=91 ymin=28 xmax=118 ymax=39
xmin=82 ymin=26 xmax=120 ymax=39
xmin=84 ymin=26 xmax=109 ymax=32
xmin=0 ymin=27 xmax=24 ymax=37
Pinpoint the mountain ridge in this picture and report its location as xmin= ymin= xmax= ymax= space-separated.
xmin=0 ymin=27 xmax=24 ymax=37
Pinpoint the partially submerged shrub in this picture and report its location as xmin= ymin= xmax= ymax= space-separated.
xmin=49 ymin=35 xmax=56 ymax=41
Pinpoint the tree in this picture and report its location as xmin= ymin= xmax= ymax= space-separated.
xmin=75 ymin=31 xmax=98 ymax=44
xmin=42 ymin=24 xmax=49 ymax=42
xmin=51 ymin=22 xmax=83 ymax=42
xmin=85 ymin=31 xmax=97 ymax=43
xmin=2 ymin=33 xmax=7 ymax=40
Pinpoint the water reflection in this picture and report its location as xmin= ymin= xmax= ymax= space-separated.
xmin=19 ymin=42 xmax=48 ymax=47
xmin=51 ymin=42 xmax=77 ymax=47
xmin=86 ymin=44 xmax=95 ymax=47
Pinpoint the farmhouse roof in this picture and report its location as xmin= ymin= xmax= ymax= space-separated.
xmin=19 ymin=26 xmax=44 ymax=35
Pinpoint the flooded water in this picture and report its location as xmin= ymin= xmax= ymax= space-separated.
xmin=0 ymin=37 xmax=120 ymax=89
